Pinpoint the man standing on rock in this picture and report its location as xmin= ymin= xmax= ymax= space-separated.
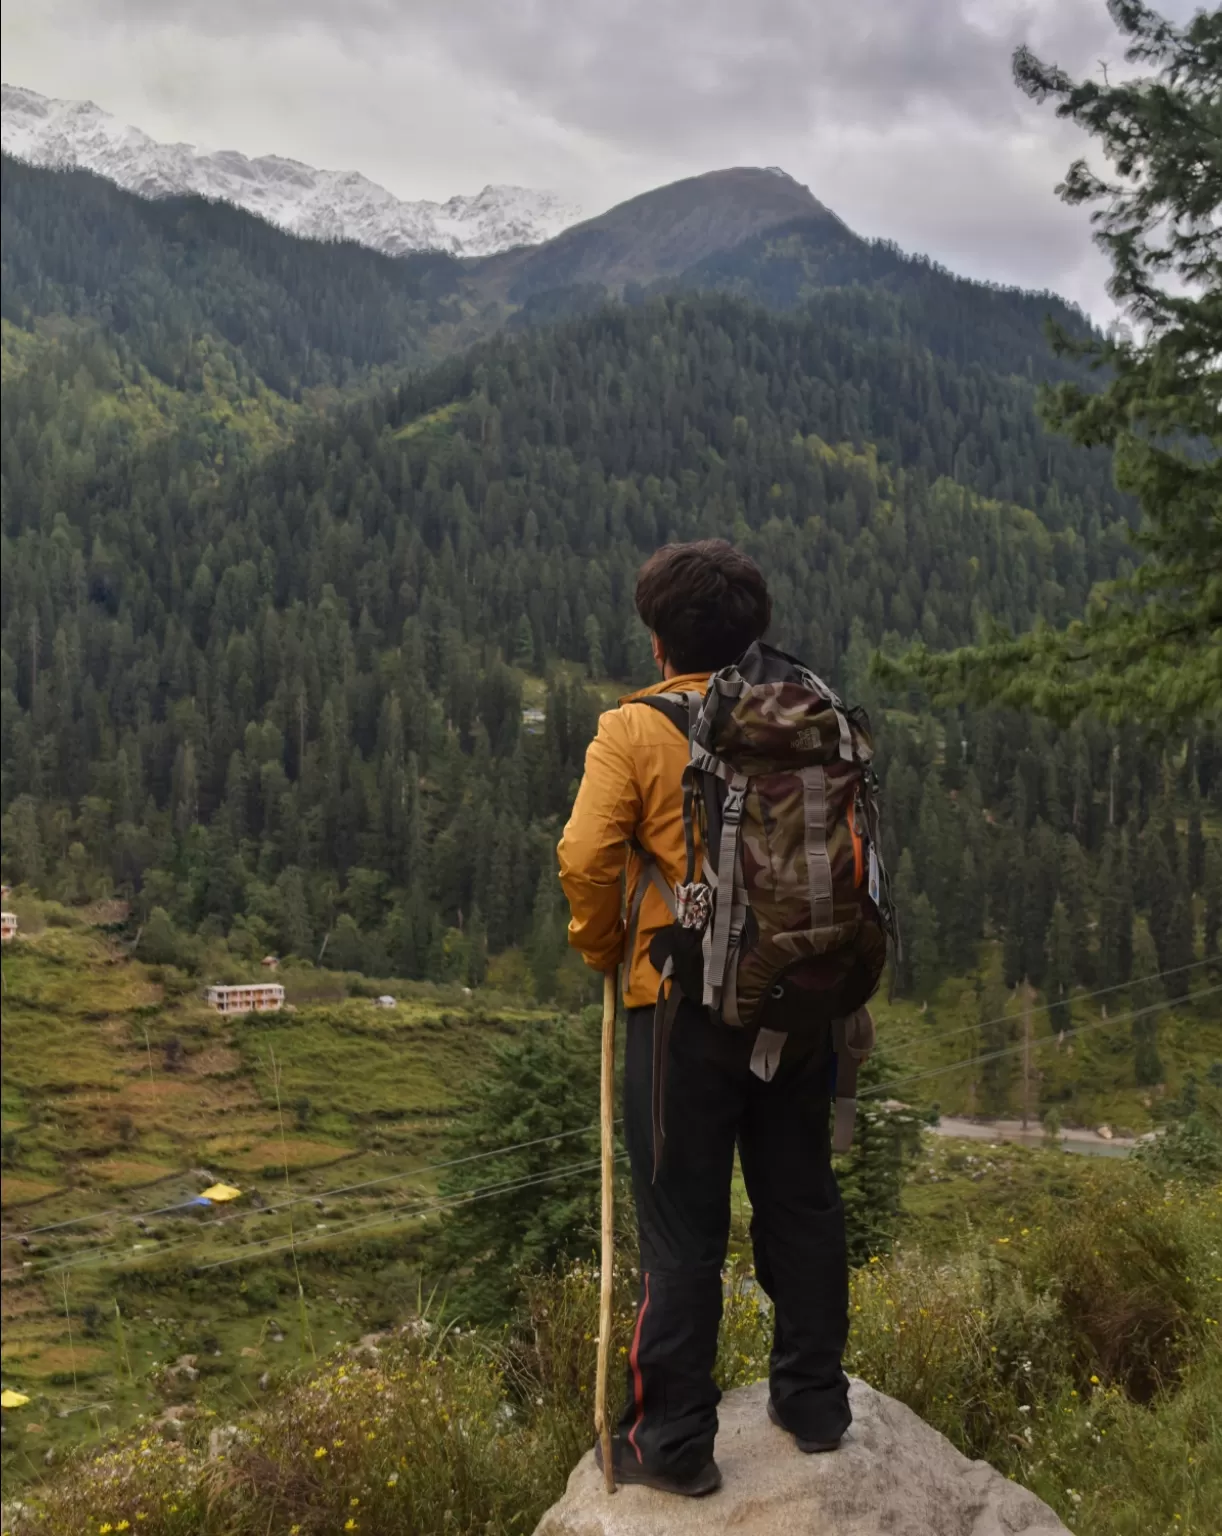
xmin=558 ymin=540 xmax=851 ymax=1496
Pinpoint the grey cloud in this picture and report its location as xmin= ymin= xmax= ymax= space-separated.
xmin=6 ymin=0 xmax=1198 ymax=319
xmin=53 ymin=0 xmax=1120 ymax=150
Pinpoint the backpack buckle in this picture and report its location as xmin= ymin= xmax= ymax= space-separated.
xmin=722 ymin=784 xmax=747 ymax=824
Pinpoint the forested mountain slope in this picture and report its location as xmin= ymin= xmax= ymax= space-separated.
xmin=4 ymin=284 xmax=1217 ymax=1010
xmin=1 ymin=155 xmax=469 ymax=390
xmin=674 ymin=217 xmax=1098 ymax=382
xmin=3 ymin=148 xmax=1218 ymax=1048
xmin=3 ymin=155 xmax=1099 ymax=399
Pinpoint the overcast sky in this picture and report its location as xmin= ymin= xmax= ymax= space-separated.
xmin=1 ymin=0 xmax=1202 ymax=323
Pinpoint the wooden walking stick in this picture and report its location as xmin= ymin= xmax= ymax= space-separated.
xmin=595 ymin=966 xmax=619 ymax=1494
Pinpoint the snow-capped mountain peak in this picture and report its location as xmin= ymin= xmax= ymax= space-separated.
xmin=1 ymin=84 xmax=582 ymax=258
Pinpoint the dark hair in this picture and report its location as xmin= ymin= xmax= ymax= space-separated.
xmin=635 ymin=540 xmax=771 ymax=673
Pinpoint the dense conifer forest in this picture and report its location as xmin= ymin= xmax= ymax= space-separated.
xmin=2 ymin=158 xmax=1219 ymax=1026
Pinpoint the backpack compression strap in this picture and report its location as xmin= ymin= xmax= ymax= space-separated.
xmin=831 ymin=1006 xmax=876 ymax=1153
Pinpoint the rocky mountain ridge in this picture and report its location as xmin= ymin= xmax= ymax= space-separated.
xmin=1 ymin=82 xmax=582 ymax=257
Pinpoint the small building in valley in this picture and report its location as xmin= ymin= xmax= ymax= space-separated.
xmin=204 ymin=983 xmax=285 ymax=1015
xmin=374 ymin=994 xmax=397 ymax=1009
xmin=1 ymin=911 xmax=17 ymax=943
xmin=261 ymin=954 xmax=280 ymax=971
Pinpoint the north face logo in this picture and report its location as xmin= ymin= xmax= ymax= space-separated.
xmin=793 ymin=726 xmax=823 ymax=751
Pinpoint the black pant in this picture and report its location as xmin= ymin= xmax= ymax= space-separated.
xmin=617 ymin=999 xmax=851 ymax=1477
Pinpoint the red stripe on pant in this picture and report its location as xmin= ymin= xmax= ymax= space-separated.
xmin=626 ymin=1271 xmax=651 ymax=1463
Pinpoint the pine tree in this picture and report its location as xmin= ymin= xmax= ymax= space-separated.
xmin=513 ymin=614 xmax=535 ymax=671
xmin=916 ymin=775 xmax=957 ymax=922
xmin=138 ymin=906 xmax=183 ymax=968
xmin=942 ymin=711 xmax=965 ymax=791
xmin=277 ymin=866 xmax=313 ymax=959
xmin=946 ymin=846 xmax=984 ymax=972
xmin=397 ymin=879 xmax=432 ymax=980
xmin=2 ymin=796 xmax=44 ymax=885
xmin=894 ymin=3 xmax=1222 ymax=723
xmin=1160 ymin=889 xmax=1196 ymax=1002
xmin=484 ymin=816 xmax=516 ymax=953
xmin=202 ymin=819 xmax=241 ymax=928
xmin=835 ymin=1050 xmax=925 ymax=1267
xmin=1204 ymin=841 xmax=1222 ymax=958
xmin=1098 ymin=831 xmax=1135 ymax=988
xmin=434 ymin=1014 xmax=601 ymax=1322
xmin=1143 ymin=829 xmax=1180 ymax=976
xmin=1059 ymin=833 xmax=1094 ymax=986
xmin=892 ymin=849 xmax=920 ymax=994
xmin=584 ymin=615 xmax=604 ymax=680
xmin=327 ymin=913 xmax=365 ymax=973
xmin=466 ymin=904 xmax=488 ymax=987
xmin=908 ymin=894 xmax=941 ymax=999
xmin=1003 ymin=872 xmax=1025 ymax=992
xmin=1131 ymin=924 xmax=1165 ymax=1086
xmin=526 ymin=873 xmax=568 ymax=1001
xmin=1047 ymin=898 xmax=1073 ymax=1034
xmin=1021 ymin=828 xmax=1057 ymax=987
xmin=1186 ymin=786 xmax=1205 ymax=891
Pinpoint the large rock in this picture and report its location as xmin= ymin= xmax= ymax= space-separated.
xmin=532 ymin=1379 xmax=1071 ymax=1536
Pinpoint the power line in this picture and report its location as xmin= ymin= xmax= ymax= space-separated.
xmin=12 ymin=987 xmax=1218 ymax=1285
xmin=6 ymin=965 xmax=1216 ymax=1269
xmin=2 ymin=1125 xmax=614 ymax=1281
xmin=4 ymin=1120 xmax=612 ymax=1245
xmin=859 ymin=983 xmax=1222 ymax=1102
xmin=878 ymin=955 xmax=1217 ymax=1065
xmin=194 ymin=1153 xmax=622 ymax=1276
xmin=12 ymin=1151 xmax=620 ymax=1284
xmin=9 ymin=1189 xmax=211 ymax=1242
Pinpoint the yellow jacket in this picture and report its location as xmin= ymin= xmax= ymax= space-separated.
xmin=557 ymin=672 xmax=710 ymax=1008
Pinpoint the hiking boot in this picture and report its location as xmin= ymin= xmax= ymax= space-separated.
xmin=594 ymin=1436 xmax=722 ymax=1496
xmin=767 ymin=1396 xmax=842 ymax=1454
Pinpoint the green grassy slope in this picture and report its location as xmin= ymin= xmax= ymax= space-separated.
xmin=0 ymin=905 xmax=559 ymax=1472
xmin=2 ymin=903 xmax=1217 ymax=1486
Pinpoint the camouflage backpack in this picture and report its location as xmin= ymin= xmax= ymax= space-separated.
xmin=631 ymin=641 xmax=898 ymax=1169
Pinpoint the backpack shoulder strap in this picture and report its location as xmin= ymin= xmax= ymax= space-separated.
xmin=622 ymin=692 xmax=707 ymax=950
xmin=634 ymin=691 xmax=696 ymax=739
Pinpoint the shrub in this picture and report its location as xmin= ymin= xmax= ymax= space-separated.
xmin=1135 ymin=1113 xmax=1222 ymax=1184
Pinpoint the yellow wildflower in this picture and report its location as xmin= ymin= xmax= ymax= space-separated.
xmin=314 ymin=1446 xmax=328 ymax=1459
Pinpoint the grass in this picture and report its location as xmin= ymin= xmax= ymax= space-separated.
xmin=900 ymin=1135 xmax=1097 ymax=1252
xmin=85 ymin=1160 xmax=180 ymax=1189
xmin=232 ymin=1000 xmax=527 ymax=1124
xmin=0 ymin=912 xmax=562 ymax=1477
xmin=1 ymin=1176 xmax=65 ymax=1207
